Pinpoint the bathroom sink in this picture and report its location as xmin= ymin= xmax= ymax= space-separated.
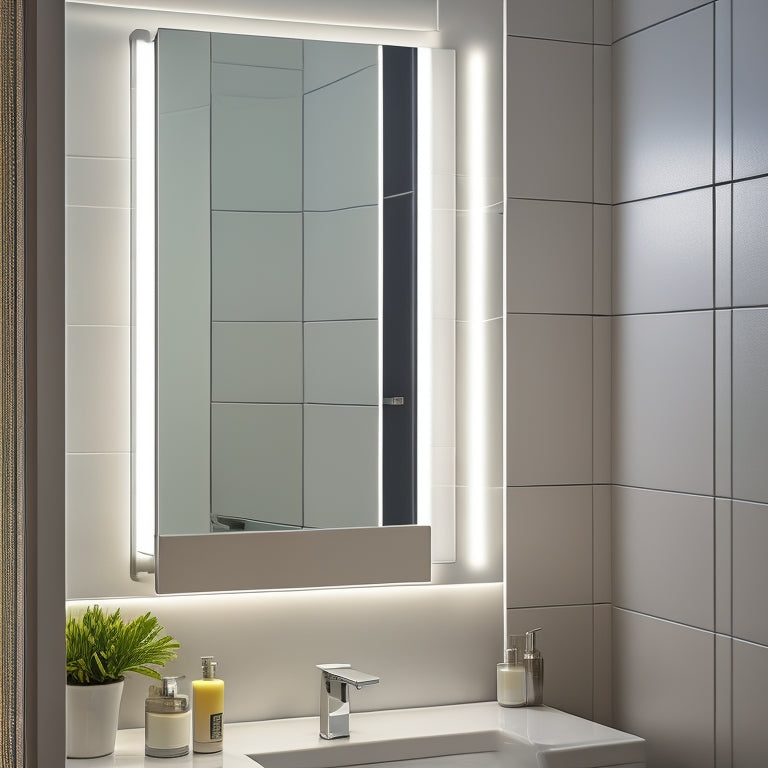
xmin=248 ymin=729 xmax=501 ymax=768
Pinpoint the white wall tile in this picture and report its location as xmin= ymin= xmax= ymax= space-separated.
xmin=613 ymin=0 xmax=713 ymax=41
xmin=212 ymin=211 xmax=302 ymax=322
xmin=593 ymin=317 xmax=612 ymax=484
xmin=211 ymin=33 xmax=302 ymax=69
xmin=612 ymin=6 xmax=713 ymax=202
xmin=733 ymin=637 xmax=768 ymax=767
xmin=66 ymin=326 xmax=130 ymax=454
xmin=715 ymin=184 xmax=733 ymax=308
xmin=211 ymin=403 xmax=303 ymax=528
xmin=715 ymin=499 xmax=732 ymax=636
xmin=506 ymin=485 xmax=593 ymax=608
xmin=733 ymin=177 xmax=768 ymax=307
xmin=593 ymin=603 xmax=612 ymax=726
xmin=507 ymin=0 xmax=594 ymax=43
xmin=613 ymin=188 xmax=713 ymax=314
xmin=715 ymin=0 xmax=733 ymax=184
xmin=304 ymin=320 xmax=378 ymax=405
xmin=732 ymin=500 xmax=768 ymax=646
xmin=65 ymin=10 xmax=129 ymax=158
xmin=66 ymin=453 xmax=154 ymax=600
xmin=612 ymin=486 xmax=714 ymax=629
xmin=732 ymin=309 xmax=768 ymax=504
xmin=612 ymin=312 xmax=713 ymax=495
xmin=66 ymin=206 xmax=129 ymax=326
xmin=593 ymin=485 xmax=611 ymax=604
xmin=65 ymin=157 xmax=129 ymax=208
xmin=613 ymin=609 xmax=715 ymax=768
xmin=507 ymin=315 xmax=592 ymax=486
xmin=304 ymin=208 xmax=378 ymax=321
xmin=733 ymin=0 xmax=768 ymax=179
xmin=211 ymin=63 xmax=302 ymax=212
xmin=303 ymin=405 xmax=378 ymax=529
xmin=507 ymin=36 xmax=593 ymax=202
xmin=593 ymin=45 xmax=612 ymax=205
xmin=506 ymin=199 xmax=592 ymax=315
xmin=506 ymin=605 xmax=594 ymax=720
xmin=303 ymin=40 xmax=377 ymax=92
xmin=304 ymin=66 xmax=378 ymax=211
xmin=212 ymin=322 xmax=302 ymax=403
xmin=456 ymin=317 xmax=504 ymax=488
xmin=715 ymin=311 xmax=732 ymax=498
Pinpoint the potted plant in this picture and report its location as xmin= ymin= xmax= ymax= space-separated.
xmin=65 ymin=604 xmax=179 ymax=758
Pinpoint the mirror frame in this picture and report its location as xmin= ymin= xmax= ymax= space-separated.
xmin=131 ymin=30 xmax=456 ymax=593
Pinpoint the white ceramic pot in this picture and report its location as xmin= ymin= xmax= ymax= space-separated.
xmin=66 ymin=679 xmax=125 ymax=758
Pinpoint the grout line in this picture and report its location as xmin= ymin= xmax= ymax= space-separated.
xmin=506 ymin=33 xmax=596 ymax=47
xmin=612 ymin=2 xmax=714 ymax=44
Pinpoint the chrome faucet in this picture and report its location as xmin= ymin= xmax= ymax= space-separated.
xmin=316 ymin=664 xmax=380 ymax=739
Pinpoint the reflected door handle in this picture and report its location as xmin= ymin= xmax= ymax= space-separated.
xmin=383 ymin=396 xmax=405 ymax=406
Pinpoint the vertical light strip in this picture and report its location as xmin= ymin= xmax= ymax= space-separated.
xmin=377 ymin=44 xmax=384 ymax=527
xmin=131 ymin=31 xmax=156 ymax=576
xmin=465 ymin=50 xmax=489 ymax=570
xmin=416 ymin=48 xmax=433 ymax=529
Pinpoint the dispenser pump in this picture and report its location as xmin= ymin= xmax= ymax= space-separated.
xmin=201 ymin=655 xmax=217 ymax=679
xmin=524 ymin=628 xmax=542 ymax=657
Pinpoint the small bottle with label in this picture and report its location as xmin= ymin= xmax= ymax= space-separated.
xmin=145 ymin=675 xmax=191 ymax=758
xmin=193 ymin=656 xmax=224 ymax=753
xmin=496 ymin=647 xmax=526 ymax=707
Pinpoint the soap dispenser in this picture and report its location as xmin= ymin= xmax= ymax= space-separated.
xmin=145 ymin=675 xmax=191 ymax=758
xmin=193 ymin=656 xmax=224 ymax=753
xmin=523 ymin=628 xmax=543 ymax=706
xmin=496 ymin=647 xmax=526 ymax=707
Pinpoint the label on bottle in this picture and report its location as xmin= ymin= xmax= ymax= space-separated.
xmin=210 ymin=713 xmax=223 ymax=740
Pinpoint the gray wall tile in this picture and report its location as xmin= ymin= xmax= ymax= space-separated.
xmin=303 ymin=40 xmax=377 ymax=92
xmin=211 ymin=64 xmax=302 ymax=212
xmin=733 ymin=637 xmax=768 ymax=767
xmin=212 ymin=322 xmax=302 ymax=403
xmin=212 ymin=211 xmax=302 ymax=322
xmin=732 ymin=500 xmax=768 ymax=645
xmin=715 ymin=0 xmax=733 ymax=184
xmin=613 ymin=609 xmax=715 ymax=768
xmin=157 ymin=29 xmax=210 ymax=114
xmin=507 ymin=0 xmax=594 ymax=43
xmin=613 ymin=188 xmax=713 ymax=315
xmin=715 ymin=500 xmax=732 ymax=636
xmin=715 ymin=184 xmax=733 ymax=308
xmin=507 ymin=314 xmax=593 ymax=486
xmin=304 ymin=404 xmax=378 ymax=529
xmin=612 ymin=6 xmax=713 ymax=202
xmin=612 ymin=312 xmax=713 ymax=495
xmin=304 ymin=320 xmax=378 ymax=405
xmin=613 ymin=0 xmax=713 ymax=41
xmin=211 ymin=33 xmax=302 ymax=69
xmin=733 ymin=0 xmax=768 ymax=179
xmin=507 ymin=36 xmax=593 ymax=201
xmin=733 ymin=177 xmax=768 ymax=307
xmin=715 ymin=311 xmax=732 ymax=498
xmin=733 ymin=309 xmax=768 ymax=504
xmin=613 ymin=486 xmax=714 ymax=629
xmin=506 ymin=485 xmax=593 ymax=608
xmin=506 ymin=199 xmax=592 ymax=314
xmin=211 ymin=403 xmax=303 ymax=528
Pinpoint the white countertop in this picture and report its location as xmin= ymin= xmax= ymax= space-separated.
xmin=67 ymin=702 xmax=645 ymax=768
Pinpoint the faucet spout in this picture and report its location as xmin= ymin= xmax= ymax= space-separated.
xmin=316 ymin=664 xmax=379 ymax=739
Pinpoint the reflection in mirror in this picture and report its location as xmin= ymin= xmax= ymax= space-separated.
xmin=131 ymin=29 xmax=456 ymax=589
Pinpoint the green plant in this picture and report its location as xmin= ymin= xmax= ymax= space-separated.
xmin=66 ymin=604 xmax=180 ymax=685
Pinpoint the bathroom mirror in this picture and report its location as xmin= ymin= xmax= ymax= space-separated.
xmin=132 ymin=28 xmax=456 ymax=591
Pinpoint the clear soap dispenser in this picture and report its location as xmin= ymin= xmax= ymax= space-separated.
xmin=496 ymin=647 xmax=526 ymax=707
xmin=523 ymin=628 xmax=543 ymax=706
xmin=145 ymin=675 xmax=191 ymax=758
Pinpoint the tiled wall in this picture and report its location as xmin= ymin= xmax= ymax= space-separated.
xmin=611 ymin=1 xmax=768 ymax=766
xmin=505 ymin=0 xmax=613 ymax=724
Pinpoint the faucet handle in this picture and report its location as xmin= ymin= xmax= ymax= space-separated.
xmin=317 ymin=664 xmax=380 ymax=690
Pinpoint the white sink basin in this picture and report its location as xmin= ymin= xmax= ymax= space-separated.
xmin=248 ymin=728 xmax=501 ymax=768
